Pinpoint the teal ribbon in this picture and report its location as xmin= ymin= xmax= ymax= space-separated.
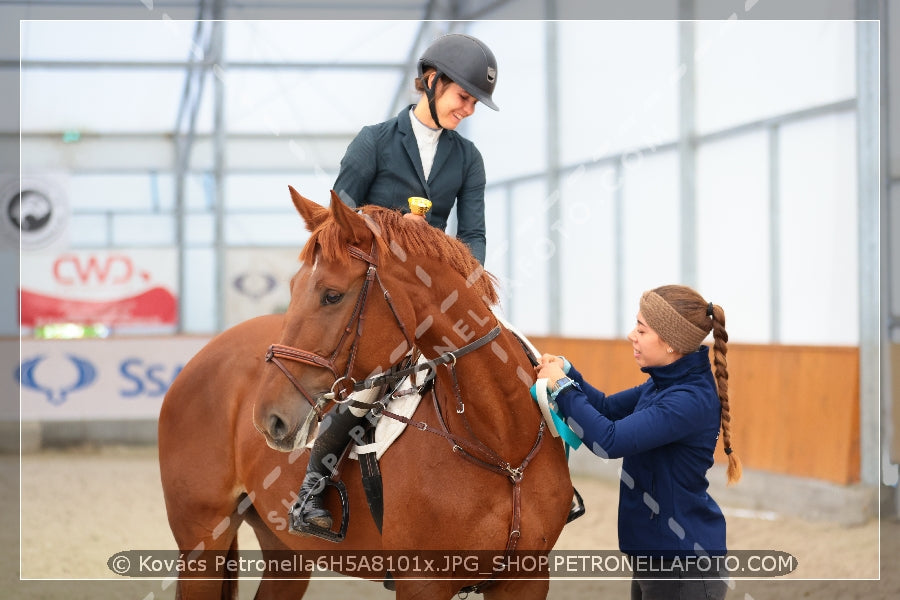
xmin=530 ymin=382 xmax=583 ymax=451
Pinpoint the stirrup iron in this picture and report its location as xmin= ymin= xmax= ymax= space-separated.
xmin=290 ymin=477 xmax=350 ymax=543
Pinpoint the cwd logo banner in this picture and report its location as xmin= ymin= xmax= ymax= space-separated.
xmin=20 ymin=248 xmax=178 ymax=332
xmin=15 ymin=336 xmax=210 ymax=421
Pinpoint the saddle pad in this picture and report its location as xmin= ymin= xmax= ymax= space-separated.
xmin=349 ymin=359 xmax=426 ymax=461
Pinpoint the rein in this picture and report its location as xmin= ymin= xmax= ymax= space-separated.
xmin=346 ymin=324 xmax=500 ymax=398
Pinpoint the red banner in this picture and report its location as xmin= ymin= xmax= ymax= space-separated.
xmin=20 ymin=249 xmax=178 ymax=331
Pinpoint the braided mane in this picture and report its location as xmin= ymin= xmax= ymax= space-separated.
xmin=299 ymin=205 xmax=499 ymax=306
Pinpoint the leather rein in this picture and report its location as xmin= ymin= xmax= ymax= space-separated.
xmin=264 ymin=235 xmax=545 ymax=585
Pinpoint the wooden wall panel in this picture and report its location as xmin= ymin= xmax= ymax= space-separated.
xmin=528 ymin=337 xmax=860 ymax=484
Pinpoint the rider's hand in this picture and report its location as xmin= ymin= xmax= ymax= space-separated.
xmin=403 ymin=212 xmax=427 ymax=223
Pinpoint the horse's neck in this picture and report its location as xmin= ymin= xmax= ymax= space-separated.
xmin=420 ymin=313 xmax=539 ymax=448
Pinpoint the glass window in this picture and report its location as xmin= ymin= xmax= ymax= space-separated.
xmin=21 ymin=20 xmax=197 ymax=62
xmin=696 ymin=131 xmax=772 ymax=344
xmin=225 ymin=213 xmax=311 ymax=247
xmin=112 ymin=214 xmax=175 ymax=246
xmin=224 ymin=69 xmax=403 ymax=135
xmin=559 ymin=165 xmax=619 ymax=338
xmin=695 ymin=21 xmax=855 ymax=134
xmin=225 ymin=173 xmax=331 ymax=210
xmin=557 ymin=21 xmax=679 ymax=165
xmin=182 ymin=247 xmax=215 ymax=333
xmin=21 ymin=69 xmax=191 ymax=134
xmin=496 ymin=178 xmax=551 ymax=334
xmin=224 ymin=21 xmax=420 ymax=64
xmin=777 ymin=112 xmax=858 ymax=345
xmin=620 ymin=150 xmax=680 ymax=333
xmin=68 ymin=214 xmax=110 ymax=248
xmin=467 ymin=21 xmax=547 ymax=182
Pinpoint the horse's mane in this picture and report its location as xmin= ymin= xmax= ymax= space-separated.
xmin=300 ymin=204 xmax=499 ymax=306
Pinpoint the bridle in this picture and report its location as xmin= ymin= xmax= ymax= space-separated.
xmin=265 ymin=239 xmax=415 ymax=420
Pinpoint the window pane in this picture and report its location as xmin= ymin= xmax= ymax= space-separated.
xmin=558 ymin=21 xmax=679 ymax=164
xmin=112 ymin=215 xmax=175 ymax=246
xmin=225 ymin=213 xmax=309 ymax=246
xmin=467 ymin=21 xmax=547 ymax=182
xmin=559 ymin=166 xmax=619 ymax=338
xmin=621 ymin=150 xmax=680 ymax=332
xmin=69 ymin=214 xmax=109 ymax=248
xmin=696 ymin=131 xmax=771 ymax=343
xmin=696 ymin=21 xmax=855 ymax=134
xmin=498 ymin=179 xmax=550 ymax=334
xmin=778 ymin=112 xmax=858 ymax=345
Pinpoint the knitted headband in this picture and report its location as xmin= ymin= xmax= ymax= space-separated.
xmin=639 ymin=290 xmax=711 ymax=354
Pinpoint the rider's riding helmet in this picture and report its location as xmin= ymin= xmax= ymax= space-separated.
xmin=417 ymin=33 xmax=498 ymax=127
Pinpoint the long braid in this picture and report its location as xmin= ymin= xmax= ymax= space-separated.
xmin=651 ymin=285 xmax=742 ymax=484
xmin=710 ymin=303 xmax=742 ymax=484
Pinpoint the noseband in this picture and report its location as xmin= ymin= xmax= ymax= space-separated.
xmin=265 ymin=239 xmax=417 ymax=420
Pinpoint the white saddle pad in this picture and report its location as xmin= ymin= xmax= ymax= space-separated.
xmin=348 ymin=358 xmax=427 ymax=461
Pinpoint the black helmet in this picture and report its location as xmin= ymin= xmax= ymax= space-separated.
xmin=417 ymin=33 xmax=498 ymax=111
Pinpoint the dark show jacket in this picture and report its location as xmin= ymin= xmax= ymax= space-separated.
xmin=333 ymin=105 xmax=487 ymax=264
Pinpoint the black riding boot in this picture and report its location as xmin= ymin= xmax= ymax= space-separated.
xmin=289 ymin=405 xmax=367 ymax=533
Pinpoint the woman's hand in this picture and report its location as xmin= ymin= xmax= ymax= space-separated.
xmin=402 ymin=212 xmax=427 ymax=223
xmin=535 ymin=354 xmax=566 ymax=384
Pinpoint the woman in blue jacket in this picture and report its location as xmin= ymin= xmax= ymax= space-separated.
xmin=537 ymin=285 xmax=741 ymax=599
xmin=332 ymin=32 xmax=498 ymax=266
xmin=288 ymin=33 xmax=498 ymax=535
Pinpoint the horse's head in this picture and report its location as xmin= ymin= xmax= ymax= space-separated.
xmin=253 ymin=186 xmax=499 ymax=451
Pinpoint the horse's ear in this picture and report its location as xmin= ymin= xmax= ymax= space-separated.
xmin=329 ymin=190 xmax=371 ymax=244
xmin=288 ymin=185 xmax=329 ymax=232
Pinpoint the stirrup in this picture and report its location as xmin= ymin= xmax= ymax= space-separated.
xmin=566 ymin=487 xmax=586 ymax=524
xmin=290 ymin=477 xmax=350 ymax=543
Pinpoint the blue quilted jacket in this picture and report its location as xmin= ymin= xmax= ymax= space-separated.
xmin=556 ymin=346 xmax=727 ymax=558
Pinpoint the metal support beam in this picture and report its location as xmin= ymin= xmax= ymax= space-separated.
xmin=613 ymin=162 xmax=625 ymax=337
xmin=545 ymin=3 xmax=562 ymax=333
xmin=173 ymin=13 xmax=212 ymax=334
xmin=768 ymin=125 xmax=782 ymax=342
xmin=677 ymin=9 xmax=697 ymax=287
xmin=211 ymin=0 xmax=226 ymax=333
xmin=854 ymin=7 xmax=881 ymax=487
xmin=14 ymin=59 xmax=406 ymax=70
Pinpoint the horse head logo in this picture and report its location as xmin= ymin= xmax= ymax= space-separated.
xmin=17 ymin=354 xmax=97 ymax=406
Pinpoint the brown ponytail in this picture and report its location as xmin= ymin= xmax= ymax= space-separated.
xmin=650 ymin=285 xmax=742 ymax=484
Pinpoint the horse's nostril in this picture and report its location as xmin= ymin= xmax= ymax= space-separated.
xmin=268 ymin=413 xmax=288 ymax=440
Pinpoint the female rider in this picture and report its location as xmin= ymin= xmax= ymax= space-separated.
xmin=289 ymin=32 xmax=499 ymax=534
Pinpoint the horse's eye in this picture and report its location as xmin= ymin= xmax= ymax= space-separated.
xmin=322 ymin=290 xmax=344 ymax=306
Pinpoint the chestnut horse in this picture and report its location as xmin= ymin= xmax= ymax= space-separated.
xmin=158 ymin=187 xmax=573 ymax=599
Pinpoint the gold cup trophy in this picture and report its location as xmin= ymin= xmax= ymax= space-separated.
xmin=408 ymin=196 xmax=432 ymax=216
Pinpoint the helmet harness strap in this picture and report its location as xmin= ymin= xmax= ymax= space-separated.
xmin=422 ymin=70 xmax=443 ymax=130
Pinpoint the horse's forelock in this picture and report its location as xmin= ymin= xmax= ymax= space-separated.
xmin=299 ymin=205 xmax=498 ymax=306
xmin=299 ymin=220 xmax=354 ymax=267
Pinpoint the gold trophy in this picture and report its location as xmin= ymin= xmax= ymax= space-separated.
xmin=408 ymin=196 xmax=432 ymax=216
